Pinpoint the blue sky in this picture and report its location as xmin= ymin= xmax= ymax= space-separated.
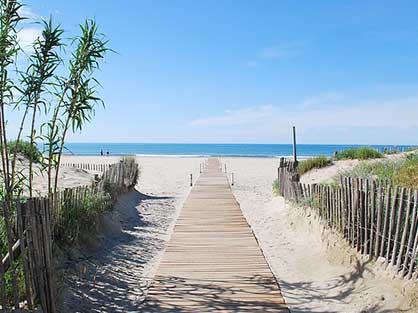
xmin=12 ymin=1 xmax=418 ymax=144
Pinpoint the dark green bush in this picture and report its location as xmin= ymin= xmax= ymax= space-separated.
xmin=335 ymin=147 xmax=382 ymax=160
xmin=7 ymin=140 xmax=42 ymax=163
xmin=298 ymin=156 xmax=332 ymax=175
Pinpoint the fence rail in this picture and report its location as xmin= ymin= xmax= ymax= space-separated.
xmin=60 ymin=162 xmax=111 ymax=172
xmin=278 ymin=158 xmax=418 ymax=281
xmin=0 ymin=159 xmax=139 ymax=312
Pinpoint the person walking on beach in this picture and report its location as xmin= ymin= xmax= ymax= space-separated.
xmin=100 ymin=149 xmax=104 ymax=156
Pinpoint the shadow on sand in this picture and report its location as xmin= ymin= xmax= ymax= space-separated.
xmin=61 ymin=189 xmax=176 ymax=313
xmin=140 ymin=258 xmax=407 ymax=313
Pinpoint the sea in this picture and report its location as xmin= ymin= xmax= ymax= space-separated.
xmin=58 ymin=143 xmax=417 ymax=158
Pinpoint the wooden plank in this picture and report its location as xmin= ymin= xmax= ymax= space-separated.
xmin=143 ymin=158 xmax=289 ymax=312
xmin=407 ymin=191 xmax=418 ymax=279
xmin=386 ymin=186 xmax=398 ymax=267
xmin=374 ymin=184 xmax=384 ymax=258
xmin=380 ymin=185 xmax=392 ymax=258
xmin=396 ymin=189 xmax=413 ymax=273
xmin=390 ymin=187 xmax=406 ymax=267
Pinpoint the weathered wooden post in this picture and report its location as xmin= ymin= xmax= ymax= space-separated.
xmin=292 ymin=126 xmax=298 ymax=164
xmin=200 ymin=164 xmax=202 ymax=173
xmin=190 ymin=174 xmax=193 ymax=186
xmin=278 ymin=157 xmax=285 ymax=197
xmin=231 ymin=173 xmax=234 ymax=186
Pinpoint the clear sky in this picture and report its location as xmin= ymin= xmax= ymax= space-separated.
xmin=15 ymin=1 xmax=418 ymax=144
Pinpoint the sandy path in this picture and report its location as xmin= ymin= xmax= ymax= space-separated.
xmin=222 ymin=157 xmax=418 ymax=313
xmin=61 ymin=157 xmax=203 ymax=312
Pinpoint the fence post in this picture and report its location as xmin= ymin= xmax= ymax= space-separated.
xmin=390 ymin=187 xmax=406 ymax=267
xmin=190 ymin=174 xmax=193 ymax=187
xmin=396 ymin=189 xmax=412 ymax=273
xmin=292 ymin=126 xmax=297 ymax=163
xmin=405 ymin=190 xmax=418 ymax=279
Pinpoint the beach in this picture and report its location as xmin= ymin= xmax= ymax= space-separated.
xmin=60 ymin=155 xmax=418 ymax=312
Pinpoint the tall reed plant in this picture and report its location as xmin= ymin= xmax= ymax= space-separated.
xmin=0 ymin=0 xmax=110 ymax=307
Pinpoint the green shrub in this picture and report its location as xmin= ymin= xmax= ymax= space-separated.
xmin=301 ymin=196 xmax=320 ymax=208
xmin=7 ymin=140 xmax=42 ymax=163
xmin=346 ymin=154 xmax=418 ymax=190
xmin=335 ymin=147 xmax=382 ymax=160
xmin=298 ymin=156 xmax=332 ymax=175
xmin=55 ymin=190 xmax=112 ymax=245
xmin=347 ymin=160 xmax=401 ymax=182
xmin=0 ymin=200 xmax=26 ymax=303
xmin=393 ymin=154 xmax=418 ymax=190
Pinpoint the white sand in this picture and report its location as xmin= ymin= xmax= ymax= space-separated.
xmin=222 ymin=157 xmax=418 ymax=313
xmin=300 ymin=159 xmax=360 ymax=185
xmin=59 ymin=155 xmax=418 ymax=312
xmin=12 ymin=154 xmax=94 ymax=196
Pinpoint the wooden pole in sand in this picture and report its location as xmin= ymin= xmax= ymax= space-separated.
xmin=190 ymin=174 xmax=193 ymax=187
xmin=292 ymin=126 xmax=297 ymax=163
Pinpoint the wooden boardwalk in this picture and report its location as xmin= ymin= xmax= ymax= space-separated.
xmin=142 ymin=158 xmax=289 ymax=312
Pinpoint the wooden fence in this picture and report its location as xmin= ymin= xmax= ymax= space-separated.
xmin=278 ymin=158 xmax=418 ymax=281
xmin=60 ymin=162 xmax=111 ymax=172
xmin=0 ymin=158 xmax=139 ymax=312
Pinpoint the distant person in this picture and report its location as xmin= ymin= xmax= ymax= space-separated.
xmin=106 ymin=150 xmax=109 ymax=156
xmin=100 ymin=149 xmax=103 ymax=156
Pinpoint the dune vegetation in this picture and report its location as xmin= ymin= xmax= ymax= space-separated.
xmin=6 ymin=140 xmax=42 ymax=163
xmin=298 ymin=156 xmax=332 ymax=175
xmin=347 ymin=153 xmax=418 ymax=190
xmin=335 ymin=146 xmax=382 ymax=160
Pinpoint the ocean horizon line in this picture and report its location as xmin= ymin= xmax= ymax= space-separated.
xmin=57 ymin=143 xmax=417 ymax=158
xmin=64 ymin=142 xmax=418 ymax=146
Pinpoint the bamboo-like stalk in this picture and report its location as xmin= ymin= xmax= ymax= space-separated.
xmin=24 ymin=18 xmax=63 ymax=198
xmin=52 ymin=19 xmax=109 ymax=195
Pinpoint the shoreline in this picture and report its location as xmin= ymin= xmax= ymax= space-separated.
xmin=54 ymin=143 xmax=417 ymax=159
xmin=62 ymin=154 xmax=311 ymax=159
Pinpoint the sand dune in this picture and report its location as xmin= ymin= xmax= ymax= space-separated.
xmin=58 ymin=155 xmax=418 ymax=312
xmin=222 ymin=157 xmax=418 ymax=313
